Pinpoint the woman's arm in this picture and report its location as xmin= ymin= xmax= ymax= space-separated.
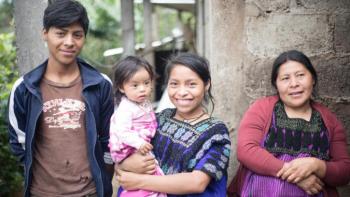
xmin=237 ymin=99 xmax=284 ymax=177
xmin=323 ymin=117 xmax=350 ymax=186
xmin=117 ymin=152 xmax=156 ymax=174
xmin=117 ymin=169 xmax=211 ymax=194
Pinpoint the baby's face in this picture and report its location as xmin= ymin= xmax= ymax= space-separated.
xmin=120 ymin=67 xmax=152 ymax=104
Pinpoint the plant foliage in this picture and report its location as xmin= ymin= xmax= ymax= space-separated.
xmin=0 ymin=32 xmax=23 ymax=196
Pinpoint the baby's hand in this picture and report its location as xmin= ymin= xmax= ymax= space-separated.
xmin=139 ymin=142 xmax=153 ymax=155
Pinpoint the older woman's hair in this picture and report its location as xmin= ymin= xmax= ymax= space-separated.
xmin=271 ymin=50 xmax=318 ymax=90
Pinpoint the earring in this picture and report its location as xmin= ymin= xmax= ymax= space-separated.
xmin=44 ymin=41 xmax=48 ymax=48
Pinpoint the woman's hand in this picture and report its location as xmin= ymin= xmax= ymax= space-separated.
xmin=118 ymin=152 xmax=156 ymax=174
xmin=277 ymin=157 xmax=326 ymax=183
xmin=296 ymin=174 xmax=324 ymax=195
xmin=116 ymin=168 xmax=144 ymax=190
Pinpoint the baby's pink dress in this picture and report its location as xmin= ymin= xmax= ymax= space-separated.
xmin=109 ymin=97 xmax=166 ymax=197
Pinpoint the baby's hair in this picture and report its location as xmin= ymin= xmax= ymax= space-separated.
xmin=113 ymin=56 xmax=154 ymax=105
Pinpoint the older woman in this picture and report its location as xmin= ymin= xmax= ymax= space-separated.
xmin=228 ymin=50 xmax=350 ymax=197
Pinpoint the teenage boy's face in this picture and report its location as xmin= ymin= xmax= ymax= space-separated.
xmin=43 ymin=22 xmax=85 ymax=67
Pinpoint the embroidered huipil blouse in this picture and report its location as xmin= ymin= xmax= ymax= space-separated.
xmin=152 ymin=109 xmax=231 ymax=197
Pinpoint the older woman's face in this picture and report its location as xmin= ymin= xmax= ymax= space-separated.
xmin=276 ymin=60 xmax=314 ymax=110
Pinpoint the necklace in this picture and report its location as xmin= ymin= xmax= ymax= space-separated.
xmin=176 ymin=111 xmax=206 ymax=124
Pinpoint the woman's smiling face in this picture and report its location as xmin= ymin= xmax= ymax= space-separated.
xmin=276 ymin=60 xmax=315 ymax=111
xmin=167 ymin=64 xmax=208 ymax=117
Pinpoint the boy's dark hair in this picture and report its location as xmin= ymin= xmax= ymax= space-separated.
xmin=43 ymin=0 xmax=89 ymax=35
xmin=113 ymin=56 xmax=154 ymax=105
xmin=165 ymin=52 xmax=215 ymax=114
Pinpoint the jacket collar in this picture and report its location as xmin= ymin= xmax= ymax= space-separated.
xmin=23 ymin=58 xmax=105 ymax=92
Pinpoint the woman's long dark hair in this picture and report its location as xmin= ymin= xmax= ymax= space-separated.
xmin=113 ymin=56 xmax=154 ymax=105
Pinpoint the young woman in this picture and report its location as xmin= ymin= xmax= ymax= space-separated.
xmin=116 ymin=53 xmax=231 ymax=196
xmin=228 ymin=50 xmax=350 ymax=197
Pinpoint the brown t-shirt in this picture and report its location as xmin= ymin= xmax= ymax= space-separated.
xmin=30 ymin=76 xmax=96 ymax=197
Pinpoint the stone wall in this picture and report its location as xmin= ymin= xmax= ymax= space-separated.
xmin=201 ymin=0 xmax=350 ymax=195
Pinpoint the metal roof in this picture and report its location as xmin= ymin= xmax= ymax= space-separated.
xmin=134 ymin=0 xmax=195 ymax=13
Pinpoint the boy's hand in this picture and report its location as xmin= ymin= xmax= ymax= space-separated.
xmin=139 ymin=142 xmax=153 ymax=155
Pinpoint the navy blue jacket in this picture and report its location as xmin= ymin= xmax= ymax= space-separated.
xmin=7 ymin=58 xmax=114 ymax=197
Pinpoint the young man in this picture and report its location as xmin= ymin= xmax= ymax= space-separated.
xmin=7 ymin=0 xmax=114 ymax=196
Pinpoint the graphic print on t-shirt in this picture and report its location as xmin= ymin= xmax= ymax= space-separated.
xmin=43 ymin=98 xmax=85 ymax=130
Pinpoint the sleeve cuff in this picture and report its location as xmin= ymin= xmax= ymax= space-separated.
xmin=104 ymin=152 xmax=114 ymax=164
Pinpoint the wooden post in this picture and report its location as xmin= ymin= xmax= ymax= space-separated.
xmin=121 ymin=0 xmax=135 ymax=56
xmin=143 ymin=0 xmax=154 ymax=66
